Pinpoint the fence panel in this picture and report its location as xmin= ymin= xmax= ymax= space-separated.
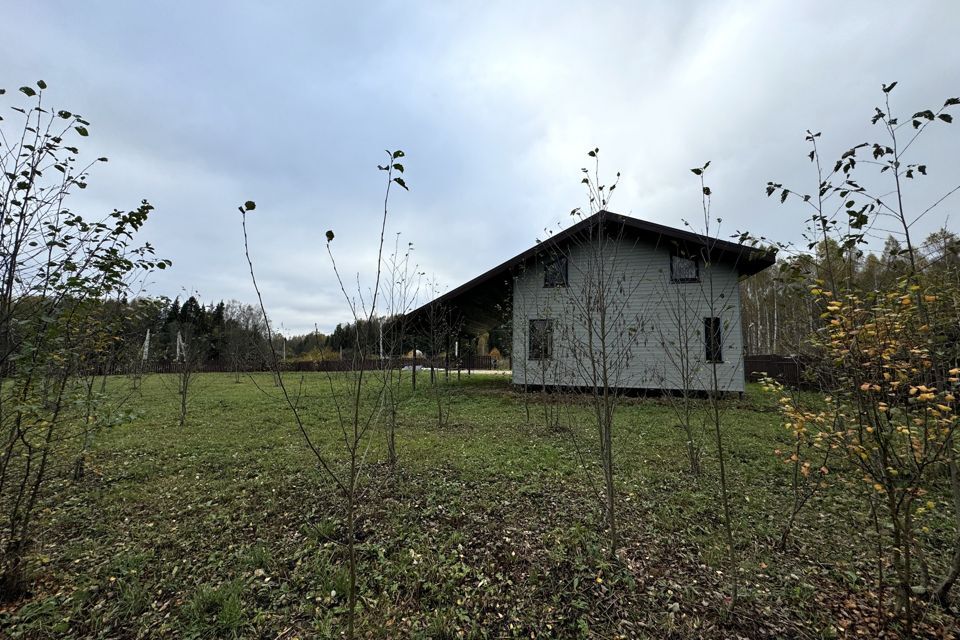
xmin=102 ymin=354 xmax=497 ymax=376
xmin=743 ymin=354 xmax=807 ymax=388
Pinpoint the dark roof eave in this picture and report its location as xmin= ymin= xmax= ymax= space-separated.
xmin=405 ymin=210 xmax=777 ymax=326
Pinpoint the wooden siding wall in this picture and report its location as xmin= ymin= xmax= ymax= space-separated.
xmin=511 ymin=235 xmax=746 ymax=392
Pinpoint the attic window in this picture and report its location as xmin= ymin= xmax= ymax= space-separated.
xmin=544 ymin=255 xmax=568 ymax=288
xmin=670 ymin=253 xmax=699 ymax=283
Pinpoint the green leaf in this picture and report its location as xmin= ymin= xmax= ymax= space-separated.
xmin=37 ymin=80 xmax=47 ymax=89
xmin=691 ymin=168 xmax=702 ymax=175
xmin=702 ymin=186 xmax=711 ymax=196
xmin=392 ymin=163 xmax=404 ymax=173
xmin=939 ymin=113 xmax=953 ymax=123
xmin=74 ymin=126 xmax=89 ymax=137
xmin=392 ymin=150 xmax=405 ymax=159
xmin=882 ymin=81 xmax=897 ymax=93
xmin=325 ymin=230 xmax=335 ymax=242
xmin=243 ymin=200 xmax=256 ymax=211
xmin=19 ymin=86 xmax=36 ymax=97
xmin=393 ymin=176 xmax=408 ymax=190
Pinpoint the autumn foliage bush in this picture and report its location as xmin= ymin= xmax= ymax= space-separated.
xmin=768 ymin=275 xmax=960 ymax=631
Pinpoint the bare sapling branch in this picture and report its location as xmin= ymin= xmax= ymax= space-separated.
xmin=238 ymin=148 xmax=408 ymax=638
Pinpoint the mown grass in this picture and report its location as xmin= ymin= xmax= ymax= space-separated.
xmin=1 ymin=372 xmax=957 ymax=638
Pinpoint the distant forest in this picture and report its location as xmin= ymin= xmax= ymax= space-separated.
xmin=87 ymin=228 xmax=957 ymax=372
xmin=91 ymin=295 xmax=510 ymax=372
xmin=740 ymin=228 xmax=959 ymax=355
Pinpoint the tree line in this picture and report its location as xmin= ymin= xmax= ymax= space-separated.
xmin=741 ymin=230 xmax=960 ymax=355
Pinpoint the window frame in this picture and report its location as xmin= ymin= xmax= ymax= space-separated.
xmin=704 ymin=316 xmax=723 ymax=363
xmin=528 ymin=318 xmax=554 ymax=360
xmin=670 ymin=252 xmax=700 ymax=283
xmin=543 ymin=255 xmax=569 ymax=288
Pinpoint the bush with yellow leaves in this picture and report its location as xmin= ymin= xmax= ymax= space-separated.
xmin=771 ymin=275 xmax=960 ymax=627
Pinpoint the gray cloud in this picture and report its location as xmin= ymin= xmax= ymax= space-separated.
xmin=3 ymin=0 xmax=958 ymax=333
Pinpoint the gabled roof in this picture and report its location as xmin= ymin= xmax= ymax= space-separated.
xmin=407 ymin=210 xmax=776 ymax=333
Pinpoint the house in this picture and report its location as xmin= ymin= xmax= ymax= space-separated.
xmin=407 ymin=210 xmax=775 ymax=392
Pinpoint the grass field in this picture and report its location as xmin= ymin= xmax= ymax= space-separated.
xmin=1 ymin=372 xmax=957 ymax=638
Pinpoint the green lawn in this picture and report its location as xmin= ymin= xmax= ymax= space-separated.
xmin=1 ymin=373 xmax=956 ymax=638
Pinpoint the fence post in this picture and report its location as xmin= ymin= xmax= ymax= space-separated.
xmin=468 ymin=339 xmax=473 ymax=376
xmin=445 ymin=333 xmax=450 ymax=381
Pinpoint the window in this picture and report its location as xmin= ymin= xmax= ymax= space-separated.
xmin=544 ymin=255 xmax=568 ymax=287
xmin=670 ymin=253 xmax=699 ymax=283
xmin=529 ymin=319 xmax=553 ymax=360
xmin=704 ymin=317 xmax=722 ymax=362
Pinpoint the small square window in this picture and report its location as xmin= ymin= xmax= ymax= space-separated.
xmin=671 ymin=254 xmax=699 ymax=283
xmin=704 ymin=317 xmax=722 ymax=363
xmin=544 ymin=256 xmax=568 ymax=287
xmin=529 ymin=319 xmax=553 ymax=360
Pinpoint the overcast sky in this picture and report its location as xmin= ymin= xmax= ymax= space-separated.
xmin=3 ymin=1 xmax=959 ymax=334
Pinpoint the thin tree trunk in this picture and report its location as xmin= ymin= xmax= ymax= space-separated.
xmin=870 ymin=496 xmax=887 ymax=631
xmin=935 ymin=439 xmax=960 ymax=607
xmin=347 ymin=481 xmax=357 ymax=640
xmin=713 ymin=387 xmax=738 ymax=606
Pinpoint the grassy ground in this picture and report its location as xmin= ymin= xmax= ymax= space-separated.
xmin=1 ymin=372 xmax=957 ymax=638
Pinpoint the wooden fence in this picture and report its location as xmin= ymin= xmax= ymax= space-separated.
xmin=743 ymin=354 xmax=807 ymax=388
xmin=273 ymin=355 xmax=494 ymax=373
xmin=105 ymin=355 xmax=496 ymax=376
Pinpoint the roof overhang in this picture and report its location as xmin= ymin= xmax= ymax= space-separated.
xmin=405 ymin=210 xmax=777 ymax=335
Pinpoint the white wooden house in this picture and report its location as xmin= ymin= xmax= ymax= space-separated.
xmin=408 ymin=211 xmax=775 ymax=393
